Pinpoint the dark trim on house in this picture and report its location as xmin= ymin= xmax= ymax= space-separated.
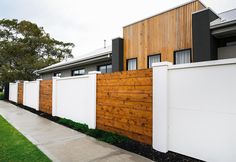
xmin=96 ymin=63 xmax=111 ymax=70
xmin=192 ymin=8 xmax=219 ymax=62
xmin=173 ymin=48 xmax=192 ymax=65
xmin=4 ymin=83 xmax=9 ymax=100
xmin=112 ymin=38 xmax=124 ymax=72
xmin=97 ymin=64 xmax=112 ymax=73
xmin=71 ymin=68 xmax=85 ymax=76
xmin=217 ymin=37 xmax=236 ymax=48
xmin=147 ymin=53 xmax=161 ymax=68
xmin=53 ymin=72 xmax=62 ymax=77
xmin=126 ymin=58 xmax=138 ymax=70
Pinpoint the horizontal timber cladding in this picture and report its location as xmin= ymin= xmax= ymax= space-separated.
xmin=123 ymin=0 xmax=205 ymax=70
xmin=96 ymin=69 xmax=152 ymax=144
xmin=39 ymin=80 xmax=52 ymax=114
xmin=17 ymin=82 xmax=23 ymax=105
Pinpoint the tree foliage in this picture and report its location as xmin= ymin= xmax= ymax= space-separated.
xmin=0 ymin=19 xmax=74 ymax=84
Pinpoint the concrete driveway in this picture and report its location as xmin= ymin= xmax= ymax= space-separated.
xmin=0 ymin=101 xmax=152 ymax=162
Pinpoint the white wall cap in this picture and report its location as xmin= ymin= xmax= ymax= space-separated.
xmin=56 ymin=75 xmax=89 ymax=81
xmin=152 ymin=62 xmax=173 ymax=67
xmin=169 ymin=58 xmax=236 ymax=70
xmin=88 ymin=71 xmax=101 ymax=74
xmin=52 ymin=77 xmax=60 ymax=80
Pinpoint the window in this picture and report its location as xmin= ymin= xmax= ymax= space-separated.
xmin=54 ymin=72 xmax=61 ymax=77
xmin=72 ymin=69 xmax=85 ymax=76
xmin=98 ymin=64 xmax=112 ymax=73
xmin=106 ymin=65 xmax=112 ymax=73
xmin=148 ymin=54 xmax=161 ymax=68
xmin=127 ymin=58 xmax=137 ymax=70
xmin=174 ymin=49 xmax=191 ymax=64
xmin=226 ymin=41 xmax=236 ymax=46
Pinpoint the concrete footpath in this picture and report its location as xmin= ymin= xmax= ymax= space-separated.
xmin=0 ymin=101 xmax=152 ymax=162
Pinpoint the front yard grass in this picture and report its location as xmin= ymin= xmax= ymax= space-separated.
xmin=0 ymin=115 xmax=51 ymax=162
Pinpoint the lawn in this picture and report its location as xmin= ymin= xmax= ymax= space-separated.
xmin=0 ymin=115 xmax=51 ymax=162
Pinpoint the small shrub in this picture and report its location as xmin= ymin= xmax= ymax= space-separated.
xmin=57 ymin=118 xmax=130 ymax=144
xmin=86 ymin=129 xmax=105 ymax=138
xmin=0 ymin=92 xmax=4 ymax=100
xmin=58 ymin=118 xmax=89 ymax=133
xmin=88 ymin=129 xmax=129 ymax=144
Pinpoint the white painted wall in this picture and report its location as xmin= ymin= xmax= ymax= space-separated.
xmin=9 ymin=82 xmax=18 ymax=103
xmin=152 ymin=62 xmax=171 ymax=153
xmin=52 ymin=71 xmax=100 ymax=129
xmin=153 ymin=58 xmax=236 ymax=162
xmin=23 ymin=80 xmax=40 ymax=110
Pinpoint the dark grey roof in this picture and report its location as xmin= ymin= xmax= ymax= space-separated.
xmin=211 ymin=8 xmax=236 ymax=28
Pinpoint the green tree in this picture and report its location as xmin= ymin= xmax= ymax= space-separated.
xmin=0 ymin=19 xmax=74 ymax=84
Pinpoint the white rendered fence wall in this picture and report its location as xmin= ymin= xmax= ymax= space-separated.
xmin=153 ymin=59 xmax=236 ymax=162
xmin=9 ymin=82 xmax=18 ymax=103
xmin=23 ymin=80 xmax=40 ymax=110
xmin=52 ymin=72 xmax=99 ymax=129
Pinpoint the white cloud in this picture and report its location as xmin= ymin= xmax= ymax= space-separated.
xmin=0 ymin=0 xmax=235 ymax=57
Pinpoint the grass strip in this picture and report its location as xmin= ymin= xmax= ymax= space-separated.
xmin=0 ymin=115 xmax=51 ymax=162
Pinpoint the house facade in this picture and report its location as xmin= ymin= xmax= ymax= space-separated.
xmin=123 ymin=0 xmax=205 ymax=70
xmin=193 ymin=8 xmax=236 ymax=62
xmin=37 ymin=0 xmax=236 ymax=79
xmin=122 ymin=0 xmax=236 ymax=70
xmin=37 ymin=46 xmax=113 ymax=80
xmin=37 ymin=37 xmax=124 ymax=79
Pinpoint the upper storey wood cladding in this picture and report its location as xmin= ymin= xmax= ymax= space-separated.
xmin=123 ymin=0 xmax=205 ymax=70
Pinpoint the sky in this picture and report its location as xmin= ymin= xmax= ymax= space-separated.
xmin=0 ymin=0 xmax=236 ymax=57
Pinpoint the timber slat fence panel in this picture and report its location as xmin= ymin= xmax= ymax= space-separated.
xmin=39 ymin=80 xmax=52 ymax=114
xmin=17 ymin=82 xmax=23 ymax=105
xmin=96 ymin=69 xmax=153 ymax=144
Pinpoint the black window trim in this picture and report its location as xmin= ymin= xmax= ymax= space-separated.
xmin=147 ymin=53 xmax=161 ymax=68
xmin=126 ymin=57 xmax=138 ymax=71
xmin=71 ymin=68 xmax=85 ymax=76
xmin=53 ymin=72 xmax=62 ymax=77
xmin=97 ymin=64 xmax=112 ymax=73
xmin=173 ymin=48 xmax=192 ymax=65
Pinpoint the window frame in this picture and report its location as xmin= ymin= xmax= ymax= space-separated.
xmin=173 ymin=48 xmax=192 ymax=65
xmin=53 ymin=72 xmax=62 ymax=77
xmin=97 ymin=64 xmax=112 ymax=73
xmin=147 ymin=53 xmax=161 ymax=68
xmin=71 ymin=68 xmax=85 ymax=76
xmin=126 ymin=58 xmax=138 ymax=71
